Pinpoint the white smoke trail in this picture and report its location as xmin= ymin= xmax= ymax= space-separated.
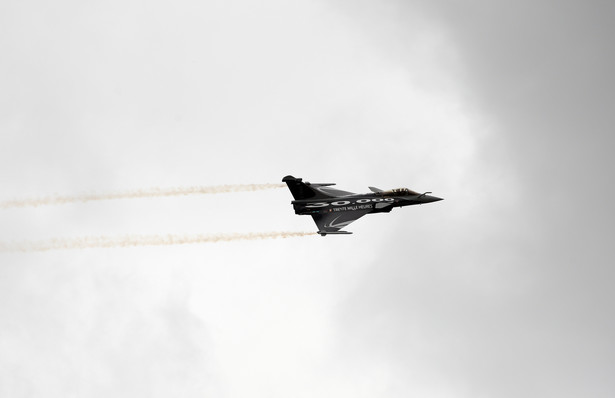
xmin=0 ymin=231 xmax=314 ymax=253
xmin=0 ymin=183 xmax=286 ymax=209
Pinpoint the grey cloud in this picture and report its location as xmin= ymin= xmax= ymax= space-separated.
xmin=334 ymin=1 xmax=615 ymax=397
xmin=1 ymin=0 xmax=613 ymax=397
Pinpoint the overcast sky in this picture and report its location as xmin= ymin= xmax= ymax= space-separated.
xmin=1 ymin=0 xmax=614 ymax=397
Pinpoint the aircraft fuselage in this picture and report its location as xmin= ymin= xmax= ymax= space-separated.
xmin=292 ymin=192 xmax=440 ymax=216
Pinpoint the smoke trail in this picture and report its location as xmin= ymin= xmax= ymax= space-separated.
xmin=0 ymin=231 xmax=314 ymax=252
xmin=0 ymin=183 xmax=286 ymax=209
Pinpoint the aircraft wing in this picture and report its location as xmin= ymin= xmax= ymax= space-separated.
xmin=311 ymin=210 xmax=371 ymax=235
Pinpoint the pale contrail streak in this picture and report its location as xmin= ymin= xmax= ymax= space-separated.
xmin=0 ymin=231 xmax=314 ymax=252
xmin=0 ymin=183 xmax=286 ymax=209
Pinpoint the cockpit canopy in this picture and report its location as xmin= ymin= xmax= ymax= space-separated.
xmin=380 ymin=188 xmax=420 ymax=197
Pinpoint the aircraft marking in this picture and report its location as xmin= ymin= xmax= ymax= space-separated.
xmin=305 ymin=198 xmax=393 ymax=208
xmin=324 ymin=216 xmax=354 ymax=229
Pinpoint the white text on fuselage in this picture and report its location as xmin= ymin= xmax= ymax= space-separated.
xmin=330 ymin=204 xmax=373 ymax=212
xmin=305 ymin=198 xmax=394 ymax=209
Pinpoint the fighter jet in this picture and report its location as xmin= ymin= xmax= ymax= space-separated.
xmin=283 ymin=175 xmax=443 ymax=236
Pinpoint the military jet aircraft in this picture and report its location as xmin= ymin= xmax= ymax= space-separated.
xmin=283 ymin=175 xmax=443 ymax=236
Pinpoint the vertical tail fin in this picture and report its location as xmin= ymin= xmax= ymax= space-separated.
xmin=282 ymin=175 xmax=334 ymax=200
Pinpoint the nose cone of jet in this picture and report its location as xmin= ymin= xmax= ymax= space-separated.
xmin=422 ymin=194 xmax=443 ymax=203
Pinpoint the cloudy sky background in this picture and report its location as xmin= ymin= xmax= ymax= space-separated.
xmin=1 ymin=0 xmax=614 ymax=397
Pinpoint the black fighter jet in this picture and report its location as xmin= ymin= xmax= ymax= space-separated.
xmin=283 ymin=175 xmax=443 ymax=236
